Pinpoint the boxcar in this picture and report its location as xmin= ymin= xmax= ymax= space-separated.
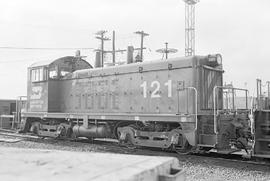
xmin=0 ymin=99 xmax=16 ymax=129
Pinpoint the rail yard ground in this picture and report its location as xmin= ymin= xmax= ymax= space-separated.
xmin=0 ymin=131 xmax=269 ymax=181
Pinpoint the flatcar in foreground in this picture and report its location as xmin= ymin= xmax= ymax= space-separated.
xmin=20 ymin=53 xmax=253 ymax=155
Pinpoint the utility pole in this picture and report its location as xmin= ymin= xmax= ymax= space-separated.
xmin=95 ymin=30 xmax=110 ymax=67
xmin=183 ymin=0 xmax=199 ymax=57
xmin=112 ymin=31 xmax=116 ymax=64
xmin=256 ymin=79 xmax=262 ymax=110
xmin=266 ymin=81 xmax=270 ymax=108
xmin=134 ymin=31 xmax=149 ymax=61
xmin=267 ymin=81 xmax=270 ymax=108
xmin=267 ymin=81 xmax=270 ymax=99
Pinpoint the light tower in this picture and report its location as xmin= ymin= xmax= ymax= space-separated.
xmin=183 ymin=0 xmax=199 ymax=56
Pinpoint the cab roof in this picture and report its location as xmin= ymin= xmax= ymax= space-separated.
xmin=29 ymin=56 xmax=92 ymax=71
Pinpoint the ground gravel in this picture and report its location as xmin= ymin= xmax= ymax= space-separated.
xmin=0 ymin=134 xmax=269 ymax=181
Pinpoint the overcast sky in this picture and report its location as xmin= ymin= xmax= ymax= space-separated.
xmin=0 ymin=0 xmax=269 ymax=99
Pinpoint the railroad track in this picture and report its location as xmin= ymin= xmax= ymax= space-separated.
xmin=0 ymin=130 xmax=269 ymax=167
xmin=193 ymin=152 xmax=270 ymax=167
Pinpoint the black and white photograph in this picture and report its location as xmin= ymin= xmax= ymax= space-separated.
xmin=0 ymin=0 xmax=269 ymax=180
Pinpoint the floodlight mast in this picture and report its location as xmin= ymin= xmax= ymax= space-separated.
xmin=183 ymin=0 xmax=199 ymax=57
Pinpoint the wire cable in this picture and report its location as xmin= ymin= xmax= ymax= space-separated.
xmin=0 ymin=47 xmax=94 ymax=50
xmin=0 ymin=59 xmax=37 ymax=63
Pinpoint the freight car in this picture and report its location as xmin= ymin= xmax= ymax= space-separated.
xmin=0 ymin=99 xmax=16 ymax=129
xmin=253 ymin=79 xmax=270 ymax=158
xmin=20 ymin=54 xmax=252 ymax=154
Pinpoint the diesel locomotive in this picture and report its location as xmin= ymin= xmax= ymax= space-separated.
xmin=20 ymin=53 xmax=254 ymax=154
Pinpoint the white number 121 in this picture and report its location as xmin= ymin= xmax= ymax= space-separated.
xmin=140 ymin=80 xmax=172 ymax=98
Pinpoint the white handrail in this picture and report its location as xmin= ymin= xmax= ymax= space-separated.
xmin=186 ymin=87 xmax=198 ymax=131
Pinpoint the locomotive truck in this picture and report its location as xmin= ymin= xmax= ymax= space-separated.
xmin=20 ymin=54 xmax=253 ymax=154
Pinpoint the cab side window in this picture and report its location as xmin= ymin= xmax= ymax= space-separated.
xmin=49 ymin=66 xmax=60 ymax=80
xmin=31 ymin=67 xmax=47 ymax=82
xmin=49 ymin=69 xmax=58 ymax=79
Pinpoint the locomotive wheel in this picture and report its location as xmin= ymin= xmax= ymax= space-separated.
xmin=30 ymin=122 xmax=40 ymax=135
xmin=56 ymin=125 xmax=66 ymax=138
xmin=113 ymin=121 xmax=134 ymax=139
xmin=124 ymin=133 xmax=136 ymax=148
xmin=56 ymin=123 xmax=73 ymax=139
xmin=117 ymin=126 xmax=136 ymax=149
xmin=172 ymin=133 xmax=192 ymax=155
xmin=174 ymin=142 xmax=192 ymax=155
xmin=70 ymin=132 xmax=78 ymax=141
xmin=118 ymin=132 xmax=136 ymax=149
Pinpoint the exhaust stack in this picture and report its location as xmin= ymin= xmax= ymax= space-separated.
xmin=127 ymin=46 xmax=134 ymax=64
xmin=95 ymin=51 xmax=102 ymax=68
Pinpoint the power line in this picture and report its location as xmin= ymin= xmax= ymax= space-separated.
xmin=0 ymin=47 xmax=94 ymax=50
xmin=0 ymin=59 xmax=36 ymax=63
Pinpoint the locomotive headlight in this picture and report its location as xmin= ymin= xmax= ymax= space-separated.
xmin=207 ymin=54 xmax=222 ymax=66
xmin=216 ymin=54 xmax=222 ymax=65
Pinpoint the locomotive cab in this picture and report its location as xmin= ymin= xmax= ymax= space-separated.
xmin=27 ymin=56 xmax=92 ymax=113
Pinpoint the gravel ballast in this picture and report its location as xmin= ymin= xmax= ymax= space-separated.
xmin=0 ymin=134 xmax=269 ymax=181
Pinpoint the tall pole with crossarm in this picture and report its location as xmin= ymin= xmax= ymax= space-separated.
xmin=134 ymin=31 xmax=149 ymax=62
xmin=95 ymin=30 xmax=110 ymax=67
xmin=183 ymin=0 xmax=199 ymax=56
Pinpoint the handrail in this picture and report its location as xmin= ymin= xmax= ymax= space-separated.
xmin=177 ymin=87 xmax=198 ymax=130
xmin=213 ymin=86 xmax=249 ymax=134
xmin=186 ymin=87 xmax=198 ymax=131
xmin=14 ymin=96 xmax=27 ymax=129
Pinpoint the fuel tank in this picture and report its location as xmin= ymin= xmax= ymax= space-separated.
xmin=72 ymin=124 xmax=111 ymax=138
